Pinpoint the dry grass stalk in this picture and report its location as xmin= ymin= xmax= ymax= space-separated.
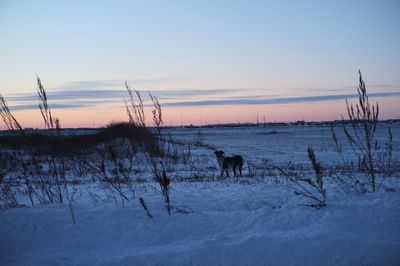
xmin=139 ymin=197 xmax=153 ymax=218
xmin=158 ymin=168 xmax=171 ymax=215
xmin=331 ymin=70 xmax=392 ymax=192
xmin=124 ymin=82 xmax=146 ymax=127
xmin=37 ymin=76 xmax=54 ymax=129
xmin=149 ymin=92 xmax=163 ymax=134
xmin=277 ymin=147 xmax=326 ymax=208
xmin=0 ymin=95 xmax=24 ymax=133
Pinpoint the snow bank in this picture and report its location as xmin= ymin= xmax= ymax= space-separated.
xmin=1 ymin=182 xmax=399 ymax=266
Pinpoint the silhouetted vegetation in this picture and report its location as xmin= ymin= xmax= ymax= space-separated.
xmin=331 ymin=71 xmax=394 ymax=193
xmin=0 ymin=71 xmax=398 ymax=217
xmin=0 ymin=122 xmax=160 ymax=157
xmin=0 ymin=77 xmax=170 ymax=220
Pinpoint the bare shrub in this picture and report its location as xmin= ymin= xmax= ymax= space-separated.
xmin=86 ymin=143 xmax=134 ymax=206
xmin=278 ymin=147 xmax=326 ymax=208
xmin=81 ymin=121 xmax=159 ymax=205
xmin=152 ymin=163 xmax=171 ymax=215
xmin=149 ymin=92 xmax=163 ymax=135
xmin=0 ymin=151 xmax=20 ymax=208
xmin=0 ymin=77 xmax=78 ymax=223
xmin=331 ymin=71 xmax=393 ymax=192
xmin=123 ymin=82 xmax=186 ymax=215
xmin=0 ymin=179 xmax=19 ymax=209
xmin=146 ymin=139 xmax=172 ymax=215
xmin=36 ymin=77 xmax=77 ymax=222
xmin=0 ymin=96 xmax=25 ymax=208
xmin=101 ymin=121 xmax=161 ymax=156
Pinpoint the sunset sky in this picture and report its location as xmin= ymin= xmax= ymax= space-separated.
xmin=1 ymin=0 xmax=399 ymax=128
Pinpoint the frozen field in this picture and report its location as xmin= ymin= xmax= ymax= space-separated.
xmin=1 ymin=123 xmax=399 ymax=266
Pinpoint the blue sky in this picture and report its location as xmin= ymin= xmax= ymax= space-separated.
xmin=0 ymin=0 xmax=399 ymax=126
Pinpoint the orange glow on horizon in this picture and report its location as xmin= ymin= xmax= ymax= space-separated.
xmin=3 ymin=96 xmax=400 ymax=129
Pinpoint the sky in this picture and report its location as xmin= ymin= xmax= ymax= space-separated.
xmin=0 ymin=0 xmax=399 ymax=128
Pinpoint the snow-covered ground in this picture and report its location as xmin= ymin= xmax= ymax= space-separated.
xmin=1 ymin=124 xmax=399 ymax=266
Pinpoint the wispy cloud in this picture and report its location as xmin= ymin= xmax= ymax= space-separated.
xmin=52 ymin=76 xmax=192 ymax=91
xmin=5 ymin=88 xmax=244 ymax=103
xmin=7 ymin=90 xmax=125 ymax=102
xmin=7 ymin=103 xmax=89 ymax=111
xmin=162 ymin=92 xmax=400 ymax=107
xmin=4 ymin=84 xmax=400 ymax=111
xmin=286 ymin=84 xmax=400 ymax=94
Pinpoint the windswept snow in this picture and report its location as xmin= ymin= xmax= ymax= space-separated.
xmin=1 ymin=182 xmax=399 ymax=266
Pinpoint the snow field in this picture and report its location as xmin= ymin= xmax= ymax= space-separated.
xmin=1 ymin=124 xmax=399 ymax=265
xmin=1 ymin=180 xmax=400 ymax=265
